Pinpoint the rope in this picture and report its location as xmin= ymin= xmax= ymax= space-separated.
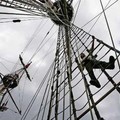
xmin=0 ymin=12 xmax=39 ymax=16
xmin=81 ymin=0 xmax=119 ymax=28
xmin=21 ymin=61 xmax=54 ymax=120
xmin=21 ymin=19 xmax=48 ymax=54
xmin=99 ymin=0 xmax=120 ymax=70
xmin=36 ymin=63 xmax=55 ymax=120
xmin=28 ymin=24 xmax=55 ymax=62
xmin=0 ymin=62 xmax=11 ymax=72
xmin=19 ymin=22 xmax=120 ymax=120
xmin=1 ymin=1 xmax=120 ymax=119
xmin=72 ymin=0 xmax=82 ymax=23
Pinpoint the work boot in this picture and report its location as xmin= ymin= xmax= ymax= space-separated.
xmin=109 ymin=56 xmax=115 ymax=69
xmin=90 ymin=79 xmax=101 ymax=88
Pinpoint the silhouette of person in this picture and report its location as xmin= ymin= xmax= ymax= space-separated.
xmin=80 ymin=53 xmax=115 ymax=88
xmin=80 ymin=36 xmax=115 ymax=88
xmin=2 ymin=74 xmax=19 ymax=89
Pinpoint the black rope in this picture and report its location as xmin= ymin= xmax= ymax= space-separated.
xmin=21 ymin=62 xmax=54 ymax=120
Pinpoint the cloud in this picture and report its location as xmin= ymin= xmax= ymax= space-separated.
xmin=0 ymin=0 xmax=120 ymax=120
xmin=0 ymin=27 xmax=27 ymax=60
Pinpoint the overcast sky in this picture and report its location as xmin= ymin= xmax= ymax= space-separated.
xmin=0 ymin=0 xmax=120 ymax=120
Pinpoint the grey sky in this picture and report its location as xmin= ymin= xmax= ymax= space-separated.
xmin=0 ymin=0 xmax=120 ymax=120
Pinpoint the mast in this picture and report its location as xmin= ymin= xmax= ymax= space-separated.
xmin=0 ymin=0 xmax=120 ymax=120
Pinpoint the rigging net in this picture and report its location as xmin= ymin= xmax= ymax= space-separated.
xmin=0 ymin=0 xmax=120 ymax=120
xmin=21 ymin=23 xmax=120 ymax=120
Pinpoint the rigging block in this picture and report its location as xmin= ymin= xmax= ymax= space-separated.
xmin=48 ymin=0 xmax=73 ymax=25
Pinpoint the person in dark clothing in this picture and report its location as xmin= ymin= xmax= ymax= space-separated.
xmin=80 ymin=36 xmax=115 ymax=88
xmin=80 ymin=53 xmax=115 ymax=88
xmin=2 ymin=74 xmax=19 ymax=89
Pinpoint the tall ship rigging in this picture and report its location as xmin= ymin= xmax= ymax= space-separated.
xmin=0 ymin=0 xmax=120 ymax=120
